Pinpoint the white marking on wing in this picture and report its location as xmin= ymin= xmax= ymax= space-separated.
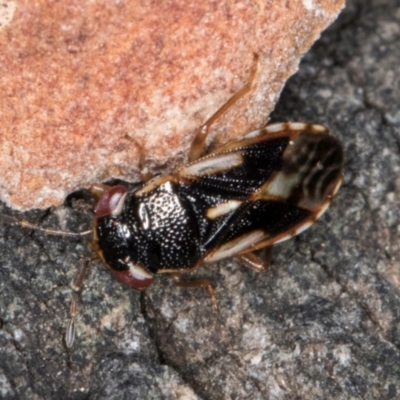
xmin=286 ymin=122 xmax=307 ymax=131
xmin=205 ymin=230 xmax=265 ymax=262
xmin=182 ymin=153 xmax=243 ymax=177
xmin=206 ymin=200 xmax=243 ymax=219
xmin=315 ymin=201 xmax=331 ymax=220
xmin=273 ymin=233 xmax=294 ymax=244
xmin=332 ymin=176 xmax=343 ymax=196
xmin=243 ymin=129 xmax=264 ymax=138
xmin=273 ymin=222 xmax=315 ymax=245
xmin=309 ymin=124 xmax=328 ymax=133
xmin=264 ymin=123 xmax=287 ymax=133
xmin=263 ymin=172 xmax=300 ymax=199
xmin=295 ymin=221 xmax=313 ymax=236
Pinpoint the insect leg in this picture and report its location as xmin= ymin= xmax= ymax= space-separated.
xmin=65 ymin=296 xmax=78 ymax=349
xmin=236 ymin=247 xmax=272 ymax=273
xmin=188 ymin=53 xmax=259 ymax=162
xmin=122 ymin=135 xmax=154 ymax=182
xmin=65 ymin=258 xmax=91 ymax=348
xmin=126 ymin=137 xmax=154 ymax=182
xmin=170 ymin=272 xmax=217 ymax=310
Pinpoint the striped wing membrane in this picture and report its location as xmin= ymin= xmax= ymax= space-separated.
xmin=178 ymin=125 xmax=343 ymax=262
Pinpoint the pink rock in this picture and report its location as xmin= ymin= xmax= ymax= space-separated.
xmin=0 ymin=0 xmax=344 ymax=210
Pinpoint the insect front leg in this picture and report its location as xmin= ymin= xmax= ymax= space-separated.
xmin=170 ymin=272 xmax=218 ymax=310
xmin=65 ymin=258 xmax=91 ymax=348
xmin=121 ymin=134 xmax=154 ymax=182
xmin=236 ymin=247 xmax=272 ymax=273
xmin=88 ymin=143 xmax=153 ymax=201
xmin=132 ymin=138 xmax=154 ymax=182
xmin=188 ymin=54 xmax=259 ymax=162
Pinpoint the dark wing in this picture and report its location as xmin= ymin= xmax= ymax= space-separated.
xmin=177 ymin=123 xmax=344 ymax=262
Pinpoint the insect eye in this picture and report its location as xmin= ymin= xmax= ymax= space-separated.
xmin=95 ymin=185 xmax=128 ymax=218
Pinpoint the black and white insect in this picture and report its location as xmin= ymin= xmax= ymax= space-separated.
xmin=93 ymin=122 xmax=343 ymax=295
xmin=90 ymin=56 xmax=343 ymax=298
xmin=1 ymin=55 xmax=344 ymax=347
xmin=93 ymin=56 xmax=343 ymax=297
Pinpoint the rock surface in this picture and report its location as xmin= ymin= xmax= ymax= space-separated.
xmin=1 ymin=0 xmax=400 ymax=399
xmin=0 ymin=0 xmax=343 ymax=210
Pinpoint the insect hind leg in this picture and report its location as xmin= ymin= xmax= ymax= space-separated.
xmin=170 ymin=272 xmax=218 ymax=311
xmin=236 ymin=247 xmax=272 ymax=273
xmin=65 ymin=257 xmax=95 ymax=349
xmin=188 ymin=54 xmax=259 ymax=162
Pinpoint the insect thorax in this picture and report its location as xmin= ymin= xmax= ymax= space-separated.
xmin=95 ymin=180 xmax=202 ymax=274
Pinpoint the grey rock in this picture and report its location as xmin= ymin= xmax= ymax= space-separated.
xmin=1 ymin=0 xmax=400 ymax=399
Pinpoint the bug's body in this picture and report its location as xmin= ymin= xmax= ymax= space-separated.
xmin=93 ymin=123 xmax=343 ymax=289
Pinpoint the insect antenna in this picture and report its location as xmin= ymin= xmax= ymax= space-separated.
xmin=1 ymin=209 xmax=94 ymax=349
xmin=0 ymin=213 xmax=92 ymax=236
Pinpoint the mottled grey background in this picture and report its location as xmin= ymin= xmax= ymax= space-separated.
xmin=1 ymin=0 xmax=400 ymax=399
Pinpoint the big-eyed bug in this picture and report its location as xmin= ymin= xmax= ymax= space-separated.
xmin=92 ymin=55 xmax=343 ymax=298
xmin=93 ymin=122 xmax=343 ymax=294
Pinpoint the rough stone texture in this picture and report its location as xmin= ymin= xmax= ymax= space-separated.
xmin=1 ymin=0 xmax=400 ymax=399
xmin=0 ymin=0 xmax=343 ymax=210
